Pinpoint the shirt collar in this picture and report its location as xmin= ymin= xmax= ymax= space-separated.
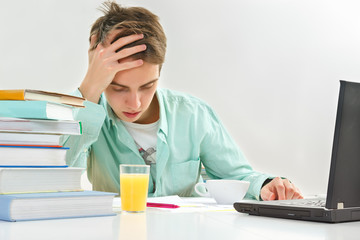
xmin=156 ymin=88 xmax=168 ymax=136
xmin=98 ymin=93 xmax=116 ymax=128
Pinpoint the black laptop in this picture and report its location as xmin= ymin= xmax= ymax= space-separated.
xmin=234 ymin=80 xmax=360 ymax=223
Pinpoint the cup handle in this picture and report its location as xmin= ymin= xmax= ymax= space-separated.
xmin=194 ymin=182 xmax=210 ymax=197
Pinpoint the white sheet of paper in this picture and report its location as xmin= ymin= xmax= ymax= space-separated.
xmin=113 ymin=195 xmax=235 ymax=212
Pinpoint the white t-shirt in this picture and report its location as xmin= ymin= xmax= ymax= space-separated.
xmin=122 ymin=120 xmax=159 ymax=152
xmin=121 ymin=119 xmax=159 ymax=171
xmin=122 ymin=120 xmax=159 ymax=192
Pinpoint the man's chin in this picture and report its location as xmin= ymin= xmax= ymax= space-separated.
xmin=120 ymin=114 xmax=142 ymax=123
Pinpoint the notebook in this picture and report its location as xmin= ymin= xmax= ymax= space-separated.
xmin=234 ymin=80 xmax=360 ymax=223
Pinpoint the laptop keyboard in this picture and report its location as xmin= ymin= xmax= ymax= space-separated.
xmin=280 ymin=199 xmax=326 ymax=208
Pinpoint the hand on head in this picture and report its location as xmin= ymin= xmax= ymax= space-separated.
xmin=260 ymin=177 xmax=303 ymax=201
xmin=79 ymin=2 xmax=166 ymax=104
xmin=80 ymin=31 xmax=147 ymax=103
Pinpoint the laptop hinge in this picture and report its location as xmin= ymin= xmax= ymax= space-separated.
xmin=337 ymin=202 xmax=344 ymax=209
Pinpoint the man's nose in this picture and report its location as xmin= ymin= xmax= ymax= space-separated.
xmin=126 ymin=92 xmax=141 ymax=109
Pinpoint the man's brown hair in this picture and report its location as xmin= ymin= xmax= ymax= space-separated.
xmin=90 ymin=1 xmax=167 ymax=68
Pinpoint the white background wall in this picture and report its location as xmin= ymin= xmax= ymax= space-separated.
xmin=1 ymin=0 xmax=360 ymax=195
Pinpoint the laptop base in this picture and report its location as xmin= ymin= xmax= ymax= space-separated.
xmin=234 ymin=202 xmax=360 ymax=223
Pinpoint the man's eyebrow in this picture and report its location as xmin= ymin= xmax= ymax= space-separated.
xmin=110 ymin=79 xmax=159 ymax=88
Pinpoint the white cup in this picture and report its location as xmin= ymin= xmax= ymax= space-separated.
xmin=194 ymin=179 xmax=250 ymax=204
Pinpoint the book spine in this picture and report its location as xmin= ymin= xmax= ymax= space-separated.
xmin=0 ymin=90 xmax=25 ymax=100
xmin=0 ymin=166 xmax=68 ymax=168
xmin=0 ymin=196 xmax=14 ymax=221
xmin=0 ymin=101 xmax=48 ymax=119
xmin=0 ymin=145 xmax=68 ymax=149
xmin=0 ymin=144 xmax=63 ymax=148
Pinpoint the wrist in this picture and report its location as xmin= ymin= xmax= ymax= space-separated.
xmin=261 ymin=178 xmax=273 ymax=189
xmin=79 ymin=78 xmax=103 ymax=104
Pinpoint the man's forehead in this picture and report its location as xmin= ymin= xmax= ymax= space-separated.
xmin=111 ymin=61 xmax=160 ymax=86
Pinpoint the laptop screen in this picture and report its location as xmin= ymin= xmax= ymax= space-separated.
xmin=326 ymin=80 xmax=360 ymax=209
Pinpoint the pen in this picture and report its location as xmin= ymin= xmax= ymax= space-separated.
xmin=146 ymin=202 xmax=180 ymax=209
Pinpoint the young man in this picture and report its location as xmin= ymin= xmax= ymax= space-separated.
xmin=63 ymin=1 xmax=303 ymax=200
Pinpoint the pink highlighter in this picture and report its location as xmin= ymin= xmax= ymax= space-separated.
xmin=146 ymin=202 xmax=180 ymax=209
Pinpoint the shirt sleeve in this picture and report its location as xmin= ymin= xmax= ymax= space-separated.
xmin=199 ymin=105 xmax=274 ymax=200
xmin=60 ymin=89 xmax=106 ymax=169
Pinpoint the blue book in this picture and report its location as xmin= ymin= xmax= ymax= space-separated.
xmin=0 ymin=191 xmax=116 ymax=221
xmin=0 ymin=145 xmax=69 ymax=167
xmin=0 ymin=100 xmax=74 ymax=120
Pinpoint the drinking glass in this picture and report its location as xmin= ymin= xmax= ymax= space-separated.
xmin=120 ymin=164 xmax=150 ymax=212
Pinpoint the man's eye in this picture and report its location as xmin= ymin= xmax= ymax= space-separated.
xmin=113 ymin=88 xmax=127 ymax=92
xmin=142 ymin=83 xmax=154 ymax=90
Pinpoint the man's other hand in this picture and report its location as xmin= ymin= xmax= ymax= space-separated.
xmin=260 ymin=177 xmax=303 ymax=201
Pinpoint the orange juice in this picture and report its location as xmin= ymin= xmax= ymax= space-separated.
xmin=120 ymin=173 xmax=149 ymax=212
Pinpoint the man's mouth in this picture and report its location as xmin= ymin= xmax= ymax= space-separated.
xmin=123 ymin=111 xmax=141 ymax=118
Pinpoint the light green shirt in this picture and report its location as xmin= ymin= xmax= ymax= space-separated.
xmin=62 ymin=88 xmax=272 ymax=199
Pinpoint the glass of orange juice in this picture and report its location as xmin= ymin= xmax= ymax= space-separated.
xmin=120 ymin=164 xmax=150 ymax=213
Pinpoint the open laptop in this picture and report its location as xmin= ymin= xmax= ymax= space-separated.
xmin=234 ymin=80 xmax=360 ymax=223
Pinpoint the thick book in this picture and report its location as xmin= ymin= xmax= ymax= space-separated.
xmin=0 ymin=167 xmax=83 ymax=194
xmin=0 ymin=145 xmax=68 ymax=167
xmin=0 ymin=191 xmax=116 ymax=221
xmin=0 ymin=117 xmax=82 ymax=135
xmin=0 ymin=132 xmax=61 ymax=146
xmin=0 ymin=89 xmax=85 ymax=107
xmin=0 ymin=101 xmax=74 ymax=121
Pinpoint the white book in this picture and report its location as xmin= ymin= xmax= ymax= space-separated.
xmin=0 ymin=145 xmax=68 ymax=167
xmin=0 ymin=167 xmax=83 ymax=194
xmin=0 ymin=132 xmax=61 ymax=146
xmin=0 ymin=117 xmax=82 ymax=135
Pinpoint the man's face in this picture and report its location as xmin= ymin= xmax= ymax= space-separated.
xmin=104 ymin=61 xmax=160 ymax=124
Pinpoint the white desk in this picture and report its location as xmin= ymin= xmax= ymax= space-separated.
xmin=1 ymin=207 xmax=360 ymax=240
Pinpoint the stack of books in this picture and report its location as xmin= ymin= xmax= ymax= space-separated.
xmin=0 ymin=89 xmax=116 ymax=222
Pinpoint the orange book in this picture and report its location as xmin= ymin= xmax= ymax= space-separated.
xmin=0 ymin=89 xmax=85 ymax=107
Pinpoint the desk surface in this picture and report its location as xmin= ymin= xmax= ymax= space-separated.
xmin=1 ymin=207 xmax=360 ymax=240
